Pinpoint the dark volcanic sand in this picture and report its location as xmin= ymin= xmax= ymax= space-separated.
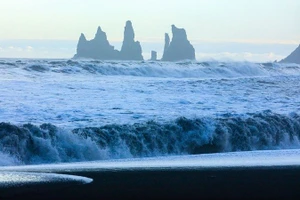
xmin=1 ymin=166 xmax=300 ymax=200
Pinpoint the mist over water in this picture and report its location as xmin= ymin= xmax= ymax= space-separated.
xmin=0 ymin=59 xmax=300 ymax=165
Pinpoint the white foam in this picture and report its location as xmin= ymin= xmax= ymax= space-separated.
xmin=0 ymin=172 xmax=92 ymax=188
xmin=0 ymin=59 xmax=300 ymax=128
xmin=1 ymin=149 xmax=300 ymax=173
xmin=1 ymin=59 xmax=300 ymax=165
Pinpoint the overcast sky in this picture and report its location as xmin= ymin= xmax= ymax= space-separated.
xmin=0 ymin=0 xmax=299 ymax=61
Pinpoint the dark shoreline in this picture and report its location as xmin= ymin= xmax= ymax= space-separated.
xmin=1 ymin=166 xmax=300 ymax=200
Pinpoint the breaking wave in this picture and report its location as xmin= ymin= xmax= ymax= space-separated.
xmin=0 ymin=123 xmax=107 ymax=166
xmin=1 ymin=111 xmax=300 ymax=166
xmin=1 ymin=59 xmax=300 ymax=78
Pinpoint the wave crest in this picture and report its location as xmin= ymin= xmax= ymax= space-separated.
xmin=2 ymin=59 xmax=300 ymax=78
xmin=1 ymin=111 xmax=299 ymax=165
xmin=0 ymin=123 xmax=106 ymax=165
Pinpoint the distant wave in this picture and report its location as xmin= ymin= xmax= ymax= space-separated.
xmin=1 ymin=111 xmax=299 ymax=166
xmin=1 ymin=59 xmax=300 ymax=79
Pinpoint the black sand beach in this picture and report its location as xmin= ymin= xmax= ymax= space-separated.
xmin=1 ymin=166 xmax=300 ymax=200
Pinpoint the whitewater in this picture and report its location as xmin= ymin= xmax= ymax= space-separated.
xmin=1 ymin=59 xmax=300 ymax=166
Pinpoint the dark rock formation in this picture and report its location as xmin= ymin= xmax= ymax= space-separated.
xmin=120 ymin=21 xmax=143 ymax=60
xmin=75 ymin=33 xmax=88 ymax=57
xmin=150 ymin=51 xmax=157 ymax=61
xmin=73 ymin=21 xmax=143 ymax=61
xmin=74 ymin=22 xmax=197 ymax=61
xmin=280 ymin=44 xmax=300 ymax=64
xmin=74 ymin=27 xmax=119 ymax=60
xmin=163 ymin=33 xmax=170 ymax=55
xmin=162 ymin=25 xmax=195 ymax=61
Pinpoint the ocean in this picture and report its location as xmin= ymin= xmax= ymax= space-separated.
xmin=0 ymin=59 xmax=300 ymax=166
xmin=1 ymin=59 xmax=300 ymax=199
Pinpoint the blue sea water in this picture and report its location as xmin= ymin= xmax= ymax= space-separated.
xmin=0 ymin=59 xmax=300 ymax=166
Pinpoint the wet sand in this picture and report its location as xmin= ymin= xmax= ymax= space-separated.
xmin=1 ymin=166 xmax=300 ymax=199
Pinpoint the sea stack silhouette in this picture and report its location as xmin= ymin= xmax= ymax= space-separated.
xmin=74 ymin=27 xmax=118 ymax=60
xmin=73 ymin=20 xmax=143 ymax=60
xmin=162 ymin=25 xmax=195 ymax=61
xmin=74 ymin=21 xmax=196 ymax=61
xmin=120 ymin=21 xmax=143 ymax=60
xmin=280 ymin=44 xmax=300 ymax=64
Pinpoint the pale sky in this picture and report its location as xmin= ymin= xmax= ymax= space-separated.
xmin=0 ymin=0 xmax=299 ymax=61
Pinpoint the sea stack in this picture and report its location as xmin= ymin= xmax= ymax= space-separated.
xmin=150 ymin=51 xmax=157 ymax=61
xmin=73 ymin=27 xmax=118 ymax=60
xmin=120 ymin=21 xmax=143 ymax=60
xmin=163 ymin=33 xmax=170 ymax=55
xmin=73 ymin=21 xmax=143 ymax=61
xmin=162 ymin=25 xmax=195 ymax=61
xmin=280 ymin=44 xmax=300 ymax=64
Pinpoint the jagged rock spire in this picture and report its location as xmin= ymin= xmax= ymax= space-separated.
xmin=162 ymin=33 xmax=170 ymax=59
xmin=73 ymin=21 xmax=143 ymax=61
xmin=120 ymin=20 xmax=143 ymax=60
xmin=162 ymin=25 xmax=195 ymax=61
xmin=74 ymin=26 xmax=118 ymax=60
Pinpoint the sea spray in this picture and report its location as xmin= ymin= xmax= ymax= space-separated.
xmin=1 ymin=59 xmax=300 ymax=129
xmin=0 ymin=152 xmax=21 ymax=166
xmin=75 ymin=111 xmax=300 ymax=158
xmin=1 ymin=59 xmax=299 ymax=78
xmin=1 ymin=111 xmax=299 ymax=165
xmin=0 ymin=123 xmax=107 ymax=165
